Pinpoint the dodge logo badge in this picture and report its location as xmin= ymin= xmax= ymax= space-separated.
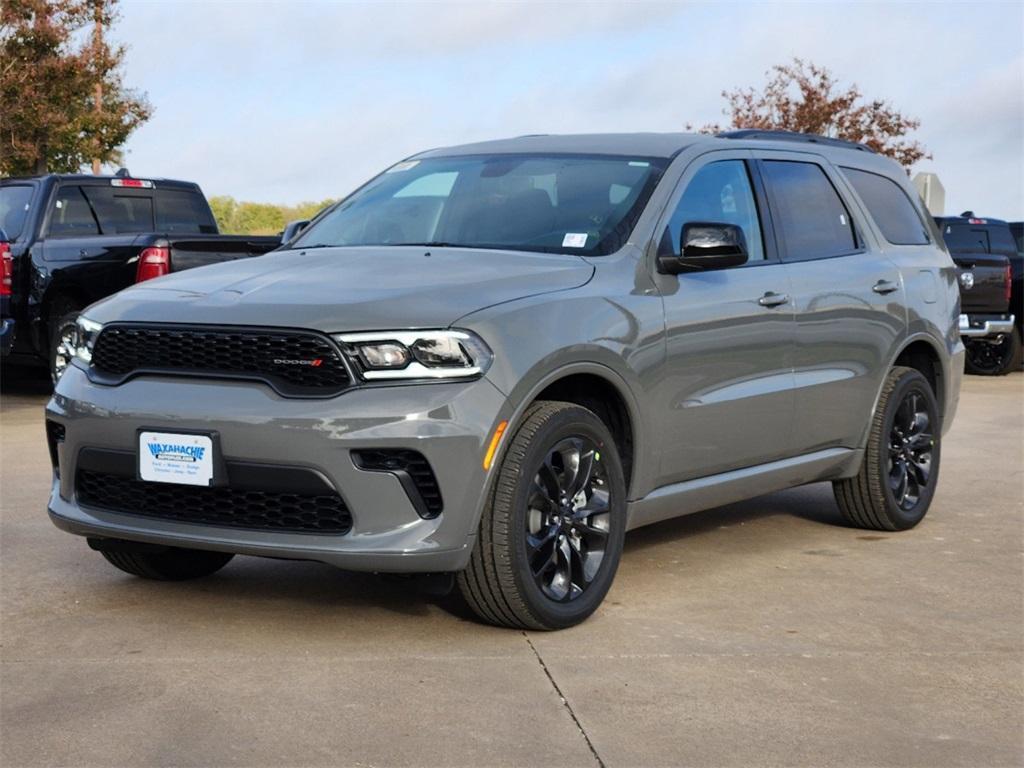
xmin=959 ymin=271 xmax=975 ymax=290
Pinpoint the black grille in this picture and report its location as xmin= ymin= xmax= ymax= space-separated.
xmin=352 ymin=449 xmax=443 ymax=518
xmin=76 ymin=470 xmax=352 ymax=534
xmin=46 ymin=420 xmax=66 ymax=476
xmin=90 ymin=325 xmax=351 ymax=396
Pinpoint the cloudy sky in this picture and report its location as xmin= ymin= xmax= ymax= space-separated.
xmin=112 ymin=1 xmax=1023 ymax=219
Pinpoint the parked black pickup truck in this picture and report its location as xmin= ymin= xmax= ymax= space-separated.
xmin=1 ymin=173 xmax=280 ymax=381
xmin=934 ymin=213 xmax=1019 ymax=375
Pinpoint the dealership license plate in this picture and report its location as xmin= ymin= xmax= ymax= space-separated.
xmin=139 ymin=431 xmax=214 ymax=487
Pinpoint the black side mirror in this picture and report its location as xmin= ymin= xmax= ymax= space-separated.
xmin=281 ymin=219 xmax=310 ymax=244
xmin=658 ymin=222 xmax=748 ymax=274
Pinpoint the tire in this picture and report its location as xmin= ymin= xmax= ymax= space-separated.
xmin=48 ymin=298 xmax=81 ymax=385
xmin=457 ymin=401 xmax=627 ymax=630
xmin=833 ymin=366 xmax=941 ymax=531
xmin=100 ymin=547 xmax=235 ymax=581
xmin=964 ymin=329 xmax=1021 ymax=376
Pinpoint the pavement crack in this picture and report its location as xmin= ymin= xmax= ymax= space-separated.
xmin=523 ymin=631 xmax=606 ymax=768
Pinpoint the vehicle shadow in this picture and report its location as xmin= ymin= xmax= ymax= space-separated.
xmin=1 ymin=363 xmax=51 ymax=401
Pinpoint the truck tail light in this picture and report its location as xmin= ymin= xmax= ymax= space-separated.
xmin=135 ymin=246 xmax=170 ymax=283
xmin=0 ymin=242 xmax=12 ymax=297
xmin=1006 ymin=264 xmax=1013 ymax=307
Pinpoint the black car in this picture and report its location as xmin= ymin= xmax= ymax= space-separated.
xmin=0 ymin=173 xmax=281 ymax=381
xmin=934 ymin=213 xmax=1020 ymax=375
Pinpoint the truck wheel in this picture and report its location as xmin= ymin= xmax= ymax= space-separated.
xmin=833 ymin=366 xmax=940 ymax=531
xmin=457 ymin=401 xmax=626 ymax=630
xmin=964 ymin=329 xmax=1021 ymax=376
xmin=100 ymin=547 xmax=234 ymax=580
xmin=48 ymin=298 xmax=81 ymax=384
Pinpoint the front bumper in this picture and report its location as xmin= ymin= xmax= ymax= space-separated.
xmin=46 ymin=365 xmax=510 ymax=572
xmin=959 ymin=313 xmax=1016 ymax=338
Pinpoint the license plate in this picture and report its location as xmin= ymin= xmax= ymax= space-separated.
xmin=139 ymin=431 xmax=214 ymax=487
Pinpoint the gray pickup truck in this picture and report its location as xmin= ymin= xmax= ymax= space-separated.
xmin=46 ymin=131 xmax=962 ymax=629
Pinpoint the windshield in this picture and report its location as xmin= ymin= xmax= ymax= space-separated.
xmin=292 ymin=153 xmax=668 ymax=256
xmin=0 ymin=185 xmax=34 ymax=241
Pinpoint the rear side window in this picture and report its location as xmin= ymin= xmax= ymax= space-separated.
xmin=48 ymin=187 xmax=100 ymax=237
xmin=761 ymin=161 xmax=856 ymax=261
xmin=841 ymin=167 xmax=930 ymax=245
xmin=155 ymin=189 xmax=217 ymax=233
xmin=0 ymin=185 xmax=34 ymax=241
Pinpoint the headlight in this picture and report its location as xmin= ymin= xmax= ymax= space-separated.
xmin=74 ymin=316 xmax=103 ymax=365
xmin=334 ymin=329 xmax=492 ymax=381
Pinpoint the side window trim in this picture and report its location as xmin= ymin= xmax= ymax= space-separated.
xmin=651 ymin=152 xmax=780 ymax=268
xmin=753 ymin=157 xmax=866 ymax=264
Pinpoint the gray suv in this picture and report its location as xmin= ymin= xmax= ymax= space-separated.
xmin=45 ymin=131 xmax=964 ymax=629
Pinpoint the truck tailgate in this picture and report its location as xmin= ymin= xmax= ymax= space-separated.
xmin=168 ymin=235 xmax=280 ymax=273
xmin=952 ymin=252 xmax=1010 ymax=314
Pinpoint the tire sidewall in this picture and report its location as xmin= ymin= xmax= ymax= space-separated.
xmin=875 ymin=370 xmax=941 ymax=529
xmin=49 ymin=309 xmax=80 ymax=385
xmin=506 ymin=406 xmax=627 ymax=629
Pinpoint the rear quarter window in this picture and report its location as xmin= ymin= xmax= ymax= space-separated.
xmin=841 ymin=167 xmax=930 ymax=245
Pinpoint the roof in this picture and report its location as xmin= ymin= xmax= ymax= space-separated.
xmin=0 ymin=173 xmax=199 ymax=189
xmin=934 ymin=213 xmax=1010 ymax=225
xmin=416 ymin=133 xmax=704 ymax=160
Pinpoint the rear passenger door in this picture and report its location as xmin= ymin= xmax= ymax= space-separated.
xmin=756 ymin=153 xmax=907 ymax=455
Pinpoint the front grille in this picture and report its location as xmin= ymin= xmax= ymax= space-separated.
xmin=76 ymin=470 xmax=352 ymax=534
xmin=90 ymin=325 xmax=351 ymax=396
xmin=352 ymin=449 xmax=443 ymax=518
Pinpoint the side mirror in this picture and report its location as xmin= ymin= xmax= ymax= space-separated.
xmin=658 ymin=222 xmax=748 ymax=274
xmin=281 ymin=219 xmax=310 ymax=244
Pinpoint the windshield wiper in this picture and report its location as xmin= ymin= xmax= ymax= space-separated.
xmin=394 ymin=242 xmax=465 ymax=248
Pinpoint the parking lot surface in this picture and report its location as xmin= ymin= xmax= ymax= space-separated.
xmin=2 ymin=370 xmax=1021 ymax=767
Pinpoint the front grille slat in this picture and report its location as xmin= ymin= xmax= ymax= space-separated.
xmin=90 ymin=325 xmax=351 ymax=396
xmin=77 ymin=470 xmax=352 ymax=534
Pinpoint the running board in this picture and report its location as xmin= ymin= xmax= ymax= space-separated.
xmin=626 ymin=448 xmax=862 ymax=531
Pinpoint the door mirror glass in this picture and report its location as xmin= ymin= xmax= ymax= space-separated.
xmin=659 ymin=222 xmax=748 ymax=273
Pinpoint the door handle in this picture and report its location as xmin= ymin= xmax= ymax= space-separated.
xmin=872 ymin=279 xmax=899 ymax=295
xmin=758 ymin=291 xmax=790 ymax=308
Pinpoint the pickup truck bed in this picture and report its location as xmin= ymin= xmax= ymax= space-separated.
xmin=1 ymin=173 xmax=280 ymax=379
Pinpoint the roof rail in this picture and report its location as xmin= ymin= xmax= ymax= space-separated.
xmin=717 ymin=129 xmax=875 ymax=153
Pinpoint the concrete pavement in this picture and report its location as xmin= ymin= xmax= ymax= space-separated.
xmin=2 ymin=369 xmax=1021 ymax=767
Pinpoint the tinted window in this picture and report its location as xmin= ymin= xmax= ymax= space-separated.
xmin=987 ymin=225 xmax=1017 ymax=258
xmin=939 ymin=223 xmax=995 ymax=254
xmin=293 ymin=154 xmax=667 ymax=256
xmin=762 ymin=161 xmax=856 ymax=261
xmin=660 ymin=160 xmax=765 ymax=261
xmin=841 ymin=167 xmax=929 ymax=245
xmin=81 ymin=188 xmax=154 ymax=234
xmin=0 ymin=185 xmax=34 ymax=241
xmin=48 ymin=187 xmax=100 ymax=237
xmin=155 ymin=189 xmax=217 ymax=233
xmin=1010 ymin=223 xmax=1023 ymax=254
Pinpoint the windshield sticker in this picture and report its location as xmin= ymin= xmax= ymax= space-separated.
xmin=386 ymin=160 xmax=420 ymax=173
xmin=562 ymin=233 xmax=588 ymax=248
xmin=628 ymin=161 xmax=650 ymax=167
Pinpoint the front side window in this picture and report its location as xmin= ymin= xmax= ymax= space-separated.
xmin=47 ymin=187 xmax=100 ymax=237
xmin=761 ymin=160 xmax=856 ymax=261
xmin=841 ymin=167 xmax=929 ymax=245
xmin=292 ymin=154 xmax=668 ymax=256
xmin=659 ymin=159 xmax=765 ymax=261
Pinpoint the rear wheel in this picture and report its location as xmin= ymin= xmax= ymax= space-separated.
xmin=457 ymin=401 xmax=626 ymax=630
xmin=99 ymin=546 xmax=235 ymax=581
xmin=964 ymin=329 xmax=1021 ymax=376
xmin=833 ymin=366 xmax=940 ymax=531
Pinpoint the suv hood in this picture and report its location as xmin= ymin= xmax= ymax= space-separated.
xmin=85 ymin=246 xmax=595 ymax=331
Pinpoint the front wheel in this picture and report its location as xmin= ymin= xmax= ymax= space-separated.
xmin=48 ymin=302 xmax=81 ymax=385
xmin=457 ymin=401 xmax=627 ymax=630
xmin=833 ymin=366 xmax=941 ymax=531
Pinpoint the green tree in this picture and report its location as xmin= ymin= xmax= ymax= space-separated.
xmin=207 ymin=195 xmax=238 ymax=233
xmin=695 ymin=59 xmax=929 ymax=169
xmin=0 ymin=0 xmax=151 ymax=175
